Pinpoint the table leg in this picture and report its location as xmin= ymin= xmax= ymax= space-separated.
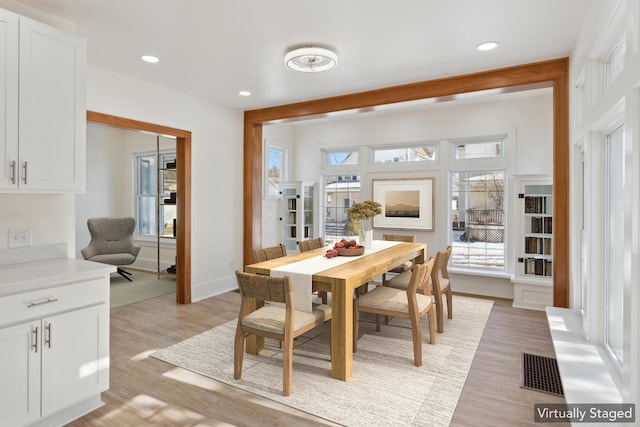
xmin=330 ymin=279 xmax=353 ymax=381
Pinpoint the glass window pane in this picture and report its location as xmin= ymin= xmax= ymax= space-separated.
xmin=323 ymin=175 xmax=361 ymax=240
xmin=373 ymin=146 xmax=437 ymax=163
xmin=451 ymin=170 xmax=505 ymax=271
xmin=326 ymin=151 xmax=359 ymax=166
xmin=266 ymin=147 xmax=285 ymax=198
xmin=455 ymin=141 xmax=502 ymax=159
xmin=605 ymin=125 xmax=624 ymax=364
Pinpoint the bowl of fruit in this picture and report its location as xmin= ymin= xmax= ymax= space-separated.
xmin=332 ymin=239 xmax=365 ymax=256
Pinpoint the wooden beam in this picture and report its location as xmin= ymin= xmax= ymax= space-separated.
xmin=243 ymin=57 xmax=570 ymax=308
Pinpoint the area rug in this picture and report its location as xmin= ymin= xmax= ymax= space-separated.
xmin=152 ymin=295 xmax=493 ymax=426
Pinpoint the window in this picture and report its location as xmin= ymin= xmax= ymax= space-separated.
xmin=455 ymin=140 xmax=503 ymax=160
xmin=604 ymin=124 xmax=624 ymax=364
xmin=373 ymin=145 xmax=437 ymax=163
xmin=324 ymin=150 xmax=359 ymax=167
xmin=605 ymin=36 xmax=625 ymax=89
xmin=265 ymin=144 xmax=287 ymax=198
xmin=450 ymin=170 xmax=505 ymax=270
xmin=135 ymin=151 xmax=176 ymax=238
xmin=323 ymin=175 xmax=360 ymax=241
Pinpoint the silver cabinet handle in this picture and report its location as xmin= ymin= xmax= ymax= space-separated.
xmin=27 ymin=298 xmax=59 ymax=308
xmin=22 ymin=161 xmax=28 ymax=184
xmin=32 ymin=326 xmax=39 ymax=353
xmin=45 ymin=323 xmax=52 ymax=348
xmin=10 ymin=160 xmax=16 ymax=184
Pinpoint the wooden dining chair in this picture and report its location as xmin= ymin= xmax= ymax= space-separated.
xmin=381 ymin=234 xmax=417 ymax=285
xmin=297 ymin=237 xmax=324 ymax=252
xmin=233 ymin=270 xmax=332 ymax=396
xmin=252 ymin=244 xmax=287 ymax=263
xmin=297 ymin=237 xmax=329 ymax=304
xmin=353 ymin=258 xmax=436 ymax=367
xmin=385 ymin=246 xmax=453 ymax=333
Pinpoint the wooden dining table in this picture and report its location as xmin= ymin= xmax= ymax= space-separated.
xmin=244 ymin=241 xmax=427 ymax=381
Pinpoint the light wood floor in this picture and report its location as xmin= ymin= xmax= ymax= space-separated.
xmin=68 ymin=292 xmax=568 ymax=427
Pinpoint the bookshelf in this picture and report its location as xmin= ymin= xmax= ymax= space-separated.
xmin=512 ymin=176 xmax=553 ymax=310
xmin=280 ymin=181 xmax=317 ymax=253
xmin=157 ymin=137 xmax=177 ymax=277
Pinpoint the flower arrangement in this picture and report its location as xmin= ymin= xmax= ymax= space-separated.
xmin=347 ymin=200 xmax=382 ymax=221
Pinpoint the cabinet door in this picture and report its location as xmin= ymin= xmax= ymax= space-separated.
xmin=41 ymin=304 xmax=109 ymax=416
xmin=0 ymin=9 xmax=19 ymax=190
xmin=0 ymin=321 xmax=41 ymax=427
xmin=18 ymin=17 xmax=86 ymax=191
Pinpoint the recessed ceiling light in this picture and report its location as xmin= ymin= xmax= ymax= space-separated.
xmin=476 ymin=41 xmax=499 ymax=51
xmin=285 ymin=46 xmax=337 ymax=73
xmin=141 ymin=55 xmax=159 ymax=63
xmin=238 ymin=90 xmax=251 ymax=97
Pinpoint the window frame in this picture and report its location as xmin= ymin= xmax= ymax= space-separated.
xmin=264 ymin=141 xmax=288 ymax=199
xmin=134 ymin=149 xmax=177 ymax=242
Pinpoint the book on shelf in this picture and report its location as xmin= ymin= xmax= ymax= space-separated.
xmin=524 ymin=258 xmax=553 ymax=276
xmin=524 ymin=196 xmax=549 ymax=214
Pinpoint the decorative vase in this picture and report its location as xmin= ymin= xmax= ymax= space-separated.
xmin=359 ymin=217 xmax=373 ymax=249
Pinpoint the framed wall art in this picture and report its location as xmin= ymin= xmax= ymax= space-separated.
xmin=372 ymin=178 xmax=434 ymax=230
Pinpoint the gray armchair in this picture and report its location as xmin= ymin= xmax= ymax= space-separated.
xmin=81 ymin=217 xmax=141 ymax=281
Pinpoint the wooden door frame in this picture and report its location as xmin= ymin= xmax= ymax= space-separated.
xmin=87 ymin=111 xmax=192 ymax=304
xmin=243 ymin=57 xmax=570 ymax=308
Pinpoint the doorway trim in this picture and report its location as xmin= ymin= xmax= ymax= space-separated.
xmin=87 ymin=111 xmax=192 ymax=304
xmin=243 ymin=57 xmax=570 ymax=308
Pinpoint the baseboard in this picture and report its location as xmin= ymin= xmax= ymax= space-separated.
xmin=191 ymin=274 xmax=238 ymax=302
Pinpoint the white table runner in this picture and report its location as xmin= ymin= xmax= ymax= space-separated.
xmin=271 ymin=240 xmax=400 ymax=312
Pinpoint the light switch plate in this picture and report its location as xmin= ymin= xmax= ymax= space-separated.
xmin=8 ymin=228 xmax=32 ymax=248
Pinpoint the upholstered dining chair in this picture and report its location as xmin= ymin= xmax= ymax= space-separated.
xmin=381 ymin=233 xmax=417 ymax=285
xmin=385 ymin=246 xmax=453 ymax=333
xmin=353 ymin=258 xmax=436 ymax=367
xmin=233 ymin=270 xmax=332 ymax=396
xmin=252 ymin=244 xmax=287 ymax=263
xmin=81 ymin=217 xmax=141 ymax=281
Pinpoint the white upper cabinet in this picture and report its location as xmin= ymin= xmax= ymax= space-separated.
xmin=0 ymin=8 xmax=86 ymax=192
xmin=0 ymin=9 xmax=19 ymax=190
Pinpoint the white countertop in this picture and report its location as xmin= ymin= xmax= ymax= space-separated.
xmin=0 ymin=258 xmax=116 ymax=297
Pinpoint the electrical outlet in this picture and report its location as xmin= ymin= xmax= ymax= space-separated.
xmin=8 ymin=228 xmax=32 ymax=248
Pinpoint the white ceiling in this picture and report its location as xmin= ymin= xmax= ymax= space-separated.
xmin=12 ymin=0 xmax=591 ymax=111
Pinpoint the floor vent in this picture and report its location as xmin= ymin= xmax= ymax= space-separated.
xmin=520 ymin=353 xmax=564 ymax=396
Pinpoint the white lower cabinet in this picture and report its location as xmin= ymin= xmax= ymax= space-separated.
xmin=0 ymin=278 xmax=109 ymax=427
xmin=0 ymin=321 xmax=41 ymax=427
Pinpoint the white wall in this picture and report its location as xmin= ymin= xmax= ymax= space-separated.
xmin=263 ymin=91 xmax=553 ymax=298
xmin=261 ymin=124 xmax=294 ymax=247
xmin=75 ymin=124 xmax=177 ymax=271
xmin=86 ymin=66 xmax=244 ymax=300
xmin=569 ymin=0 xmax=640 ymax=410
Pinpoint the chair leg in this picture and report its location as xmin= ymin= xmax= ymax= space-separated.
xmin=319 ymin=291 xmax=328 ymax=304
xmin=427 ymin=307 xmax=436 ymax=345
xmin=409 ymin=311 xmax=423 ymax=367
xmin=353 ymin=299 xmax=359 ymax=352
xmin=446 ymin=289 xmax=453 ymax=319
xmin=282 ymin=337 xmax=293 ymax=396
xmin=233 ymin=328 xmax=245 ymax=380
xmin=436 ymin=298 xmax=444 ymax=333
xmin=117 ymin=268 xmax=133 ymax=282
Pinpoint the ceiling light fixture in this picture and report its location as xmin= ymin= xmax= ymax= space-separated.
xmin=476 ymin=41 xmax=499 ymax=51
xmin=285 ymin=46 xmax=337 ymax=73
xmin=141 ymin=55 xmax=159 ymax=63
xmin=238 ymin=90 xmax=251 ymax=97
